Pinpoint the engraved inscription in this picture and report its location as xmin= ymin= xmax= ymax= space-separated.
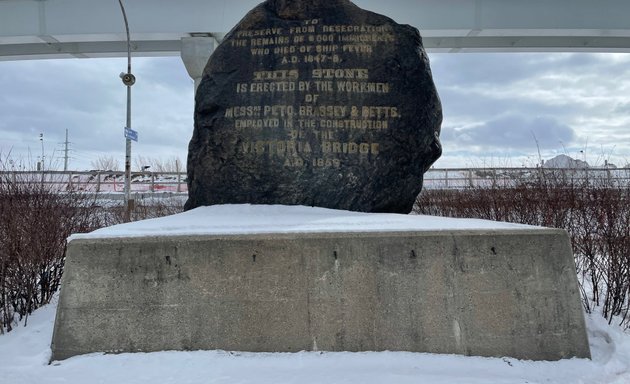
xmin=222 ymin=18 xmax=402 ymax=168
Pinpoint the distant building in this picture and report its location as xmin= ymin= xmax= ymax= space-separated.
xmin=543 ymin=154 xmax=589 ymax=169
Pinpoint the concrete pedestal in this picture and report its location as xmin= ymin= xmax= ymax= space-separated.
xmin=51 ymin=228 xmax=590 ymax=361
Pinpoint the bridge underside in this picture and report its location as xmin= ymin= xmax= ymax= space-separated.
xmin=3 ymin=35 xmax=630 ymax=62
xmin=1 ymin=0 xmax=630 ymax=61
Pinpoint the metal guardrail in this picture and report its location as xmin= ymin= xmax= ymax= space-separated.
xmin=0 ymin=170 xmax=187 ymax=194
xmin=423 ymin=167 xmax=630 ymax=189
xmin=2 ymin=167 xmax=629 ymax=194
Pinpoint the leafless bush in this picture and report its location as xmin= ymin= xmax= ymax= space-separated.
xmin=98 ymin=196 xmax=185 ymax=226
xmin=130 ymin=197 xmax=184 ymax=220
xmin=0 ymin=152 xmax=186 ymax=333
xmin=415 ymin=170 xmax=630 ymax=328
xmin=0 ymin=168 xmax=105 ymax=333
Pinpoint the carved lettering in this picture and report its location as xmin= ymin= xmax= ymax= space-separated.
xmin=250 ymin=36 xmax=290 ymax=46
xmin=312 ymin=68 xmax=368 ymax=79
xmin=253 ymin=70 xmax=299 ymax=81
xmin=337 ymin=81 xmax=389 ymax=93
xmin=225 ymin=106 xmax=262 ymax=118
xmin=220 ymin=22 xmax=405 ymax=167
xmin=321 ymin=25 xmax=392 ymax=33
xmin=237 ymin=28 xmax=284 ymax=37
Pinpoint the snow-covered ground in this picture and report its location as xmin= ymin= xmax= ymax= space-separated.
xmin=3 ymin=205 xmax=629 ymax=383
xmin=0 ymin=297 xmax=629 ymax=384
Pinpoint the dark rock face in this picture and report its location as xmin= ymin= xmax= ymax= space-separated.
xmin=185 ymin=0 xmax=442 ymax=213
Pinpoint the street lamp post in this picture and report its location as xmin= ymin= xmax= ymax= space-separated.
xmin=39 ymin=132 xmax=44 ymax=171
xmin=39 ymin=132 xmax=45 ymax=186
xmin=117 ymin=0 xmax=136 ymax=222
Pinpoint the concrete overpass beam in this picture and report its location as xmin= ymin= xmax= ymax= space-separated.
xmin=180 ymin=36 xmax=217 ymax=94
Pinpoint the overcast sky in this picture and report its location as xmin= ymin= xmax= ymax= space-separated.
xmin=1 ymin=51 xmax=629 ymax=171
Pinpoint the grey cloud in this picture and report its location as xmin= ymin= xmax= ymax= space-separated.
xmin=613 ymin=102 xmax=630 ymax=114
xmin=430 ymin=53 xmax=630 ymax=90
xmin=430 ymin=53 xmax=542 ymax=87
xmin=134 ymin=57 xmax=194 ymax=90
xmin=437 ymin=86 xmax=586 ymax=123
xmin=431 ymin=52 xmax=630 ymax=154
xmin=444 ymin=114 xmax=576 ymax=151
xmin=0 ymin=59 xmax=124 ymax=145
xmin=0 ymin=57 xmax=194 ymax=169
xmin=546 ymin=53 xmax=630 ymax=76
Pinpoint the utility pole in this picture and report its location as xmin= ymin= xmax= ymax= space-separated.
xmin=63 ymin=128 xmax=70 ymax=171
xmin=39 ymin=132 xmax=45 ymax=186
xmin=117 ymin=0 xmax=136 ymax=222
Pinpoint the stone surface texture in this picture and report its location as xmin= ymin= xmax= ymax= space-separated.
xmin=51 ymin=229 xmax=590 ymax=361
xmin=185 ymin=0 xmax=442 ymax=213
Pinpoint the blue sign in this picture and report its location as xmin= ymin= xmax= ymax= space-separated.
xmin=124 ymin=127 xmax=138 ymax=142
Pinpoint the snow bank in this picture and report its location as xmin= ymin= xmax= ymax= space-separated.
xmin=1 ymin=298 xmax=629 ymax=384
xmin=69 ymin=204 xmax=538 ymax=240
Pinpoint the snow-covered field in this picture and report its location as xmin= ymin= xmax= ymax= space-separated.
xmin=0 ymin=297 xmax=629 ymax=384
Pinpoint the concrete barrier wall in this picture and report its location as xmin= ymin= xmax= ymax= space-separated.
xmin=51 ymin=229 xmax=590 ymax=361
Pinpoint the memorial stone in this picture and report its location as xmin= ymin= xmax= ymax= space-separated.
xmin=185 ymin=0 xmax=443 ymax=213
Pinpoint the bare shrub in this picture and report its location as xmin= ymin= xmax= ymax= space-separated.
xmin=0 ymin=154 xmax=185 ymax=333
xmin=0 ymin=167 xmax=105 ymax=333
xmin=414 ymin=169 xmax=630 ymax=328
xmin=130 ymin=196 xmax=184 ymax=220
xmin=99 ymin=196 xmax=185 ymax=226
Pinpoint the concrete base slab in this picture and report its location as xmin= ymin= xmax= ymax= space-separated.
xmin=51 ymin=229 xmax=590 ymax=361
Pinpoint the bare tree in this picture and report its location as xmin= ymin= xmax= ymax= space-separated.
xmin=90 ymin=156 xmax=121 ymax=171
xmin=134 ymin=156 xmax=184 ymax=173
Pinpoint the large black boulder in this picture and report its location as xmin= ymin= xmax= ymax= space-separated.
xmin=185 ymin=0 xmax=442 ymax=213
